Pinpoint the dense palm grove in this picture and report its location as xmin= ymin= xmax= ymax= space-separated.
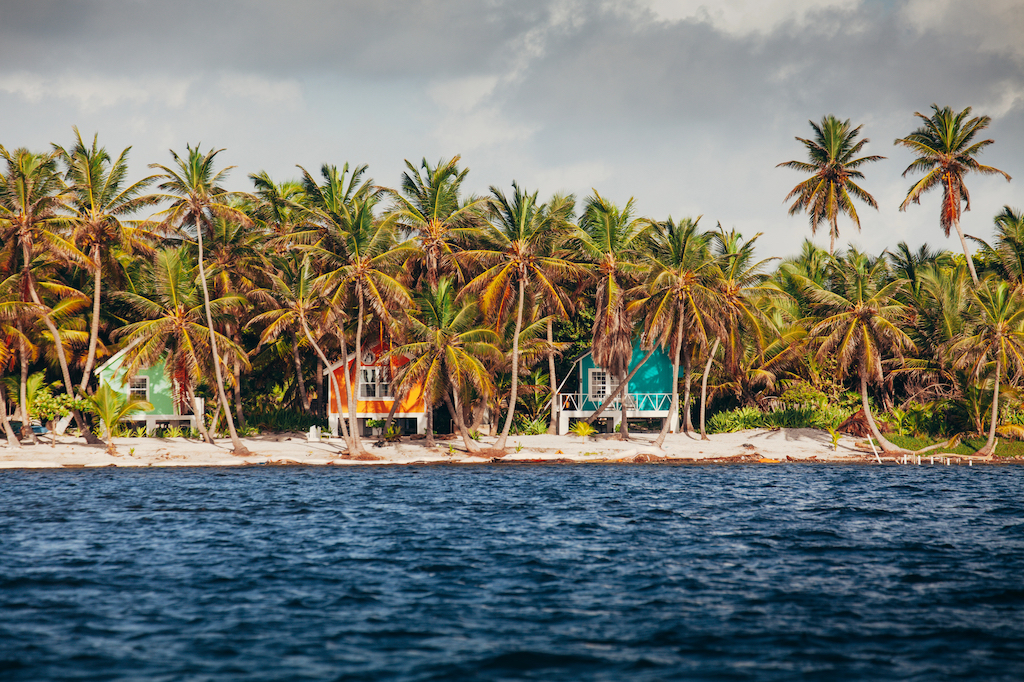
xmin=2 ymin=104 xmax=1022 ymax=458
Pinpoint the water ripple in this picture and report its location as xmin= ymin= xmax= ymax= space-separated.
xmin=1 ymin=465 xmax=1022 ymax=680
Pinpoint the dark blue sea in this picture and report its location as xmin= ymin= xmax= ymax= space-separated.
xmin=1 ymin=464 xmax=1023 ymax=681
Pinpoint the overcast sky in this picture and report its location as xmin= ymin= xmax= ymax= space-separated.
xmin=1 ymin=0 xmax=1022 ymax=260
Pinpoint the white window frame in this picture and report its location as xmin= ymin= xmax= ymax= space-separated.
xmin=359 ymin=365 xmax=393 ymax=399
xmin=128 ymin=375 xmax=150 ymax=402
xmin=588 ymin=368 xmax=620 ymax=402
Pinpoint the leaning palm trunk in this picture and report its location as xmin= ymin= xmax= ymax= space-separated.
xmin=339 ymin=309 xmax=364 ymax=455
xmin=290 ymin=332 xmax=311 ymax=413
xmin=186 ymin=386 xmax=215 ymax=445
xmin=977 ymin=357 xmax=1000 ymax=457
xmin=699 ymin=338 xmax=720 ymax=440
xmin=952 ymin=217 xmax=980 ymax=286
xmin=496 ymin=280 xmax=525 ymax=451
xmin=383 ymin=389 xmax=402 ymax=436
xmin=546 ymin=318 xmax=557 ymax=435
xmin=654 ymin=322 xmax=684 ymax=448
xmin=0 ymin=389 xmax=20 ymax=447
xmin=299 ymin=315 xmax=352 ymax=451
xmin=79 ymin=246 xmax=103 ymax=393
xmin=195 ymin=223 xmax=249 ymax=456
xmin=860 ymin=369 xmax=902 ymax=453
xmin=17 ymin=327 xmax=36 ymax=444
xmin=445 ymin=390 xmax=479 ymax=453
xmin=584 ymin=346 xmax=659 ymax=426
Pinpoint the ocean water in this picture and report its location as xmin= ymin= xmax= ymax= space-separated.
xmin=1 ymin=464 xmax=1022 ymax=681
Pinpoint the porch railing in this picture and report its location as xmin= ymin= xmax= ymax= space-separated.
xmin=557 ymin=393 xmax=673 ymax=414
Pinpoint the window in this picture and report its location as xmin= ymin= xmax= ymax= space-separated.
xmin=359 ymin=366 xmax=393 ymax=399
xmin=589 ymin=369 xmax=620 ymax=402
xmin=129 ymin=376 xmax=149 ymax=402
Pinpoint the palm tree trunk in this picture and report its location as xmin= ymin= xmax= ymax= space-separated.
xmin=953 ymin=217 xmax=980 ymax=285
xmin=860 ymin=368 xmax=902 ymax=453
xmin=383 ymin=391 xmax=402 ymax=436
xmin=187 ymin=386 xmax=215 ymax=445
xmin=496 ymin=279 xmax=525 ymax=450
xmin=299 ymin=315 xmax=352 ymax=451
xmin=655 ymin=321 xmax=684 ymax=448
xmin=425 ymin=405 xmax=435 ymax=447
xmin=17 ymin=322 xmax=36 ymax=444
xmin=585 ymin=346 xmax=659 ymax=425
xmin=0 ymin=388 xmax=21 ymax=447
xmin=682 ymin=347 xmax=693 ymax=434
xmin=546 ymin=318 xmax=558 ymax=435
xmin=233 ymin=357 xmax=244 ymax=429
xmin=291 ymin=332 xmax=311 ymax=413
xmin=445 ymin=390 xmax=479 ymax=453
xmin=618 ymin=370 xmax=630 ymax=441
xmin=78 ymin=246 xmax=103 ymax=393
xmin=979 ymin=357 xmax=1000 ymax=456
xmin=346 ymin=295 xmax=366 ymax=454
xmin=195 ymin=222 xmax=249 ymax=456
xmin=829 ymin=215 xmax=838 ymax=256
xmin=700 ymin=338 xmax=720 ymax=440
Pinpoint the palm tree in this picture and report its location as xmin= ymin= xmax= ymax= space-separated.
xmin=464 ymin=182 xmax=579 ymax=450
xmin=89 ymin=382 xmax=153 ymax=455
xmin=56 ymin=128 xmax=159 ymax=393
xmin=575 ymin=192 xmax=650 ymax=440
xmin=249 ymin=253 xmax=356 ymax=452
xmin=0 ymin=145 xmax=101 ymax=443
xmin=701 ymin=227 xmax=781 ymax=438
xmin=895 ymin=104 xmax=1011 ymax=285
xmin=312 ymin=193 xmax=413 ymax=455
xmin=149 ymin=145 xmax=252 ymax=455
xmin=248 ymin=171 xmax=309 ymax=249
xmin=799 ymin=251 xmax=914 ymax=453
xmin=950 ymin=279 xmax=1024 ymax=458
xmin=203 ymin=213 xmax=265 ymax=428
xmin=115 ymin=247 xmax=249 ymax=444
xmin=778 ymin=115 xmax=884 ymax=255
xmin=391 ymin=278 xmax=500 ymax=451
xmin=388 ymin=156 xmax=488 ymax=287
xmin=985 ymin=206 xmax=1024 ymax=288
xmin=630 ymin=215 xmax=719 ymax=446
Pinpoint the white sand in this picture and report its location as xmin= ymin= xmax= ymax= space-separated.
xmin=0 ymin=427 xmax=909 ymax=468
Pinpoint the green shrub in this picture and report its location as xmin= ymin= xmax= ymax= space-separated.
xmin=707 ymin=406 xmax=765 ymax=433
xmin=511 ymin=416 xmax=546 ymax=435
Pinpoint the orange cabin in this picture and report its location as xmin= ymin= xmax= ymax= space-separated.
xmin=327 ymin=343 xmax=427 ymax=436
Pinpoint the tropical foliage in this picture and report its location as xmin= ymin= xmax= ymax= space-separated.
xmin=0 ymin=105 xmax=1020 ymax=459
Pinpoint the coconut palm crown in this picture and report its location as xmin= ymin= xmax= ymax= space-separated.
xmin=778 ymin=115 xmax=884 ymax=256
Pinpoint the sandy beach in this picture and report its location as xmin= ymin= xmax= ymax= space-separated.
xmin=0 ymin=427 xmax=991 ymax=468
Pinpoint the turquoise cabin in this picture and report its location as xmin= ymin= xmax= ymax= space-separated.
xmin=556 ymin=338 xmax=676 ymax=434
xmin=93 ymin=346 xmax=197 ymax=433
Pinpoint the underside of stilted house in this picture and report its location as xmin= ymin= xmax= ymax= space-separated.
xmin=327 ymin=343 xmax=427 ymax=437
xmin=555 ymin=338 xmax=676 ymax=434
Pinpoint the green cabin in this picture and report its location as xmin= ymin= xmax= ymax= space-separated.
xmin=556 ymin=338 xmax=676 ymax=434
xmin=93 ymin=346 xmax=197 ymax=433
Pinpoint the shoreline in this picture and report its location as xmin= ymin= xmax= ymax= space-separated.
xmin=0 ymin=428 xmax=1011 ymax=469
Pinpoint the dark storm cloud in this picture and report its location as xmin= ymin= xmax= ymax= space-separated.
xmin=1 ymin=0 xmax=1022 ymax=257
xmin=0 ymin=0 xmax=546 ymax=78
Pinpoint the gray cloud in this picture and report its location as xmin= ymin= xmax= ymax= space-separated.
xmin=0 ymin=0 xmax=1022 ymax=259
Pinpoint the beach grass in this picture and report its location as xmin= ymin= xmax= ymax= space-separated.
xmin=886 ymin=434 xmax=1024 ymax=458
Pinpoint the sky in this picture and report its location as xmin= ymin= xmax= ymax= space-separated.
xmin=1 ymin=0 xmax=1022 ymax=261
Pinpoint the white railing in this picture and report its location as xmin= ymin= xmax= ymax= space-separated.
xmin=557 ymin=393 xmax=673 ymax=414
